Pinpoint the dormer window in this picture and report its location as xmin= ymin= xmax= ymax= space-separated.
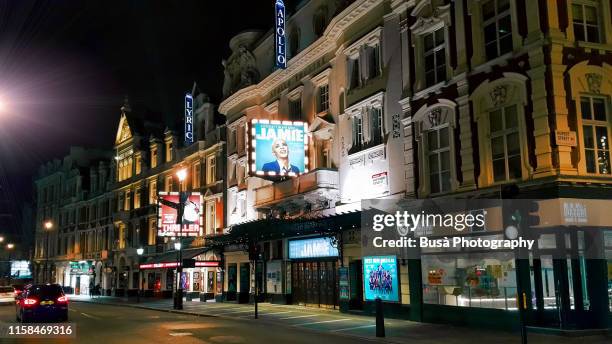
xmin=166 ymin=141 xmax=173 ymax=162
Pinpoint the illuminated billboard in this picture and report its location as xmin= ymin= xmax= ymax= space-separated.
xmin=158 ymin=192 xmax=203 ymax=237
xmin=363 ymin=256 xmax=399 ymax=302
xmin=11 ymin=260 xmax=32 ymax=279
xmin=249 ymin=119 xmax=308 ymax=177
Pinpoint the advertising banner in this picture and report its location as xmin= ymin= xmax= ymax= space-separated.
xmin=10 ymin=260 xmax=32 ymax=279
xmin=338 ymin=267 xmax=350 ymax=300
xmin=275 ymin=0 xmax=286 ymax=69
xmin=288 ymin=237 xmax=338 ymax=259
xmin=184 ymin=93 xmax=194 ymax=145
xmin=250 ymin=119 xmax=308 ymax=176
xmin=158 ymin=192 xmax=202 ymax=237
xmin=363 ymin=256 xmax=399 ymax=302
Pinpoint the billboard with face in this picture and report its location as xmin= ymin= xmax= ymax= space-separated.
xmin=250 ymin=120 xmax=308 ymax=177
xmin=158 ymin=192 xmax=202 ymax=237
xmin=363 ymin=256 xmax=400 ymax=302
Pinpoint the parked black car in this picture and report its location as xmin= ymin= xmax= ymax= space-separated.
xmin=15 ymin=284 xmax=68 ymax=322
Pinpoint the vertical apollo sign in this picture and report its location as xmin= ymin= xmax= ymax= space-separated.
xmin=275 ymin=0 xmax=286 ymax=69
xmin=185 ymin=93 xmax=194 ymax=145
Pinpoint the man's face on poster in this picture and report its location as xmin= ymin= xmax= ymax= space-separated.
xmin=272 ymin=139 xmax=289 ymax=159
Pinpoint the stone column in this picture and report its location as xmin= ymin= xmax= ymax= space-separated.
xmin=457 ymin=79 xmax=476 ymax=189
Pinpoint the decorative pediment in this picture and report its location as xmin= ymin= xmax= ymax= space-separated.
xmin=115 ymin=114 xmax=133 ymax=145
xmin=410 ymin=1 xmax=451 ymax=36
xmin=567 ymin=62 xmax=612 ymax=99
xmin=309 ymin=116 xmax=335 ymax=140
xmin=412 ymin=99 xmax=456 ymax=137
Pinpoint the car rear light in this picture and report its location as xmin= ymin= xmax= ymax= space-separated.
xmin=57 ymin=296 xmax=68 ymax=303
xmin=23 ymin=298 xmax=38 ymax=306
xmin=15 ymin=290 xmax=22 ymax=295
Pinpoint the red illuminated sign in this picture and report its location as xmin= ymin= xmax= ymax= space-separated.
xmin=157 ymin=192 xmax=202 ymax=237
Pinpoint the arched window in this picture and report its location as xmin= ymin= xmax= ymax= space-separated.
xmin=567 ymin=62 xmax=612 ymax=175
xmin=414 ymin=100 xmax=457 ymax=196
xmin=471 ymin=73 xmax=532 ymax=186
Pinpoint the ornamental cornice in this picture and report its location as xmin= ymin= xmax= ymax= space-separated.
xmin=219 ymin=0 xmax=383 ymax=115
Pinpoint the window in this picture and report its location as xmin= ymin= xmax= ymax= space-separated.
xmin=572 ymin=2 xmax=600 ymax=43
xmin=166 ymin=142 xmax=173 ymax=162
xmin=124 ymin=190 xmax=131 ymax=211
xmin=581 ymin=96 xmax=610 ymax=174
xmin=237 ymin=124 xmax=246 ymax=154
xmin=206 ymin=202 xmax=216 ymax=235
xmin=151 ymin=147 xmax=158 ymax=168
xmin=349 ymin=57 xmax=360 ymax=89
xmin=427 ymin=125 xmax=451 ymax=194
xmin=149 ymin=180 xmax=157 ymax=204
xmin=192 ymin=162 xmax=201 ymax=188
xmin=228 ymin=128 xmax=237 ymax=153
xmin=289 ymin=97 xmax=301 ymax=120
xmin=206 ymin=155 xmax=216 ymax=185
xmin=366 ymin=44 xmax=381 ymax=79
xmin=482 ymin=0 xmax=512 ymax=59
xmin=370 ymin=107 xmax=384 ymax=145
xmin=317 ymin=84 xmax=330 ymax=113
xmin=148 ymin=218 xmax=157 ymax=245
xmin=135 ymin=155 xmax=141 ymax=175
xmin=490 ymin=105 xmax=521 ymax=182
xmin=134 ymin=187 xmax=141 ymax=209
xmin=352 ymin=115 xmax=363 ymax=147
xmin=424 ymin=28 xmax=446 ymax=87
xmin=165 ymin=176 xmax=172 ymax=192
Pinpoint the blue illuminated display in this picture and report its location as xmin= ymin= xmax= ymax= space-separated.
xmin=289 ymin=237 xmax=338 ymax=259
xmin=275 ymin=0 xmax=286 ymax=69
xmin=363 ymin=256 xmax=399 ymax=302
xmin=184 ymin=93 xmax=194 ymax=145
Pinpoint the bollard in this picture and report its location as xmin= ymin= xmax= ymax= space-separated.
xmin=375 ymin=297 xmax=385 ymax=337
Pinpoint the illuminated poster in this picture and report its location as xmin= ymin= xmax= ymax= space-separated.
xmin=158 ymin=192 xmax=202 ymax=237
xmin=288 ymin=237 xmax=338 ymax=259
xmin=11 ymin=260 xmax=32 ymax=279
xmin=250 ymin=120 xmax=308 ymax=176
xmin=363 ymin=256 xmax=399 ymax=302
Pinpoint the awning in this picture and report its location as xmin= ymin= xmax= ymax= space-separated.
xmin=139 ymin=247 xmax=208 ymax=269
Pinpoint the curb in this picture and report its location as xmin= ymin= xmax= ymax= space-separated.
xmin=72 ymin=299 xmax=402 ymax=344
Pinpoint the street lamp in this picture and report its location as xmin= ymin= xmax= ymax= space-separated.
xmin=6 ymin=243 xmax=14 ymax=286
xmin=175 ymin=168 xmax=187 ymax=310
xmin=136 ymin=247 xmax=144 ymax=303
xmin=44 ymin=221 xmax=53 ymax=283
xmin=0 ymin=236 xmax=4 ymax=243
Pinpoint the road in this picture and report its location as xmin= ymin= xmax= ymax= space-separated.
xmin=0 ymin=302 xmax=375 ymax=344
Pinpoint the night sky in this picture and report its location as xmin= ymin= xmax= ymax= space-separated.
xmin=0 ymin=0 xmax=301 ymax=242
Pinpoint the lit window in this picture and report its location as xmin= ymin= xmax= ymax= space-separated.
xmin=149 ymin=180 xmax=157 ymax=204
xmin=151 ymin=148 xmax=158 ymax=168
xmin=165 ymin=176 xmax=172 ymax=192
xmin=134 ymin=187 xmax=141 ymax=209
xmin=490 ymin=105 xmax=521 ymax=182
xmin=572 ymin=2 xmax=600 ymax=43
xmin=482 ymin=0 xmax=512 ymax=59
xmin=206 ymin=155 xmax=216 ymax=185
xmin=317 ymin=84 xmax=330 ymax=113
xmin=206 ymin=202 xmax=216 ymax=235
xmin=424 ymin=28 xmax=446 ymax=87
xmin=192 ymin=162 xmax=201 ymax=189
xmin=581 ymin=96 xmax=610 ymax=174
xmin=135 ymin=155 xmax=141 ymax=175
xmin=166 ymin=142 xmax=173 ymax=162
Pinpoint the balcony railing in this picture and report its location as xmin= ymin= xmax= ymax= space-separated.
xmin=254 ymin=169 xmax=339 ymax=207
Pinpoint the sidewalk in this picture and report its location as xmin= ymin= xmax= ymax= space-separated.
xmin=69 ymin=295 xmax=610 ymax=344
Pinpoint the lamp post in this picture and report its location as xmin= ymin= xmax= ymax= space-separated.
xmin=6 ymin=243 xmax=14 ymax=285
xmin=136 ymin=247 xmax=144 ymax=303
xmin=175 ymin=168 xmax=187 ymax=310
xmin=44 ymin=221 xmax=53 ymax=283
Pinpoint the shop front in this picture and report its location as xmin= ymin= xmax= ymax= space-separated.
xmin=63 ymin=261 xmax=95 ymax=295
xmin=288 ymin=236 xmax=339 ymax=309
xmin=139 ymin=260 xmax=221 ymax=300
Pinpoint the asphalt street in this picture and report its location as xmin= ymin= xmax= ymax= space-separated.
xmin=0 ymin=302 xmax=376 ymax=344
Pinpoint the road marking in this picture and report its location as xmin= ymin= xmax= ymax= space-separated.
xmin=295 ymin=318 xmax=351 ymax=326
xmin=169 ymin=332 xmax=192 ymax=337
xmin=331 ymin=324 xmax=376 ymax=332
xmin=279 ymin=314 xmax=317 ymax=320
xmin=237 ymin=311 xmax=292 ymax=318
xmin=214 ymin=309 xmax=256 ymax=315
xmin=68 ymin=309 xmax=77 ymax=313
xmin=80 ymin=312 xmax=100 ymax=319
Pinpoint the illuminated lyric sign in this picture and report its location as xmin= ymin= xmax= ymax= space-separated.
xmin=363 ymin=256 xmax=399 ymax=302
xmin=275 ymin=0 xmax=286 ymax=69
xmin=185 ymin=93 xmax=194 ymax=145
xmin=249 ymin=119 xmax=308 ymax=177
xmin=289 ymin=237 xmax=338 ymax=259
xmin=140 ymin=261 xmax=220 ymax=269
xmin=157 ymin=192 xmax=202 ymax=237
